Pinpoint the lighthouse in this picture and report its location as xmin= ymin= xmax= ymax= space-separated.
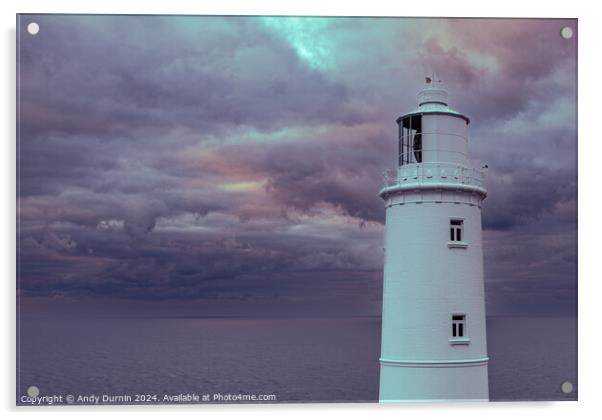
xmin=378 ymin=79 xmax=489 ymax=402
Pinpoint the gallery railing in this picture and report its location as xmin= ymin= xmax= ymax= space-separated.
xmin=383 ymin=162 xmax=485 ymax=189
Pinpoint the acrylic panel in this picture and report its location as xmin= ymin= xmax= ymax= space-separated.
xmin=16 ymin=15 xmax=578 ymax=405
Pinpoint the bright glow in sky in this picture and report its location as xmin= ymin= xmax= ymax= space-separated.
xmin=262 ymin=17 xmax=337 ymax=70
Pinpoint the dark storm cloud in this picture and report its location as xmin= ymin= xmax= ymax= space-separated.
xmin=18 ymin=15 xmax=351 ymax=141
xmin=17 ymin=16 xmax=577 ymax=317
xmin=17 ymin=14 xmax=359 ymax=233
xmin=426 ymin=19 xmax=576 ymax=123
xmin=262 ymin=132 xmax=390 ymax=223
xmin=18 ymin=218 xmax=383 ymax=315
xmin=482 ymin=165 xmax=576 ymax=231
xmin=171 ymin=128 xmax=392 ymax=224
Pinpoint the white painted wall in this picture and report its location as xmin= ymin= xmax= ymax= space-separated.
xmin=379 ymin=200 xmax=488 ymax=401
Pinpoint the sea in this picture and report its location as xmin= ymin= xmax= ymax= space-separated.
xmin=16 ymin=316 xmax=577 ymax=405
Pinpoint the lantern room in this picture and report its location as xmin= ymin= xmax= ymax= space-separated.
xmin=396 ymin=80 xmax=471 ymax=169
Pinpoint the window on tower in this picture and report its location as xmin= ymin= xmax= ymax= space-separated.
xmin=452 ymin=314 xmax=466 ymax=338
xmin=450 ymin=219 xmax=463 ymax=242
xmin=398 ymin=114 xmax=422 ymax=166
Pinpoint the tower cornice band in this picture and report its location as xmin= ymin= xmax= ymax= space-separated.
xmin=379 ymin=182 xmax=487 ymax=200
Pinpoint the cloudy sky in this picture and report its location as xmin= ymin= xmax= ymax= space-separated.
xmin=17 ymin=15 xmax=577 ymax=318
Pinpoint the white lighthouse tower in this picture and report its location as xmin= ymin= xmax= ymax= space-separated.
xmin=378 ymin=79 xmax=489 ymax=402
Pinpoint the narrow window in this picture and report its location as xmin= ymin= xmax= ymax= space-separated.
xmin=450 ymin=219 xmax=463 ymax=242
xmin=398 ymin=115 xmax=422 ymax=166
xmin=411 ymin=115 xmax=422 ymax=163
xmin=452 ymin=314 xmax=466 ymax=338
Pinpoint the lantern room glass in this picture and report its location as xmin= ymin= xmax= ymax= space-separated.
xmin=398 ymin=114 xmax=422 ymax=166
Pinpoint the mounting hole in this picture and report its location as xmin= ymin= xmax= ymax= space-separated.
xmin=561 ymin=381 xmax=574 ymax=394
xmin=27 ymin=22 xmax=40 ymax=35
xmin=560 ymin=26 xmax=573 ymax=40
xmin=27 ymin=385 xmax=40 ymax=398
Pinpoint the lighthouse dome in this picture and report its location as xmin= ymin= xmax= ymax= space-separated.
xmin=417 ymin=86 xmax=449 ymax=106
xmin=399 ymin=82 xmax=470 ymax=124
